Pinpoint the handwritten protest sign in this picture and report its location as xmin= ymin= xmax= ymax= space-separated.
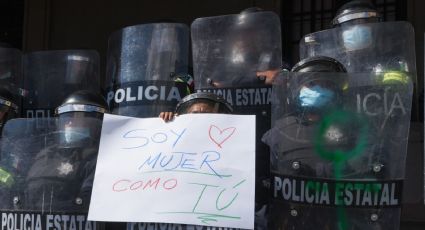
xmin=88 ymin=113 xmax=256 ymax=229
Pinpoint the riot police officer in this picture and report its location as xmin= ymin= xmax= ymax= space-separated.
xmin=300 ymin=0 xmax=416 ymax=80
xmin=105 ymin=22 xmax=192 ymax=230
xmin=0 ymin=85 xmax=21 ymax=207
xmin=25 ymin=90 xmax=107 ymax=211
xmin=264 ymin=56 xmax=347 ymax=174
xmin=263 ymin=56 xmax=349 ymax=229
xmin=265 ymin=52 xmax=413 ymax=229
xmin=192 ymin=10 xmax=282 ymax=229
xmin=23 ymin=50 xmax=100 ymax=119
xmin=0 ymin=47 xmax=24 ymax=202
xmin=106 ymin=23 xmax=191 ymax=118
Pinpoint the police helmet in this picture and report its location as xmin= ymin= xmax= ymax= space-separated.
xmin=292 ymin=56 xmax=347 ymax=73
xmin=290 ymin=56 xmax=347 ymax=124
xmin=55 ymin=90 xmax=108 ymax=148
xmin=332 ymin=0 xmax=381 ymax=27
xmin=175 ymin=92 xmax=233 ymax=115
xmin=56 ymin=90 xmax=107 ymax=116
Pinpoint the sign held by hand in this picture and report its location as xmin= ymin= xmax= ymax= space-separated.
xmin=88 ymin=114 xmax=256 ymax=229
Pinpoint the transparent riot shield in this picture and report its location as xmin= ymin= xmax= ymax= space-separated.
xmin=299 ymin=21 xmax=416 ymax=77
xmin=263 ymin=71 xmax=413 ymax=230
xmin=192 ymin=11 xmax=282 ymax=88
xmin=0 ymin=117 xmax=102 ymax=229
xmin=105 ymin=23 xmax=190 ymax=118
xmin=23 ymin=50 xmax=100 ymax=119
xmin=192 ymin=11 xmax=282 ymax=229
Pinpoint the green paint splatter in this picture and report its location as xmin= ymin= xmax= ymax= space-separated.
xmin=313 ymin=109 xmax=369 ymax=230
xmin=314 ymin=109 xmax=368 ymax=164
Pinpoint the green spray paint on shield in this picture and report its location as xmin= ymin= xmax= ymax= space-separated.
xmin=314 ymin=109 xmax=368 ymax=230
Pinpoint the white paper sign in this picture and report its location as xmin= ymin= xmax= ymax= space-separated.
xmin=88 ymin=113 xmax=256 ymax=229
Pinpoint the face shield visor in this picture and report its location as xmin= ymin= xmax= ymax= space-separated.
xmin=55 ymin=104 xmax=106 ymax=148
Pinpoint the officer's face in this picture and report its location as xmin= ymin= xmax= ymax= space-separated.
xmin=297 ymin=81 xmax=337 ymax=124
xmin=186 ymin=102 xmax=215 ymax=114
xmin=59 ymin=112 xmax=93 ymax=144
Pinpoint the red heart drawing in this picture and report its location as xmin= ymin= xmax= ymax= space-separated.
xmin=208 ymin=125 xmax=236 ymax=148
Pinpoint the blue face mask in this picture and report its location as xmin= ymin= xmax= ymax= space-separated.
xmin=342 ymin=25 xmax=372 ymax=51
xmin=63 ymin=127 xmax=90 ymax=144
xmin=299 ymin=85 xmax=335 ymax=108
